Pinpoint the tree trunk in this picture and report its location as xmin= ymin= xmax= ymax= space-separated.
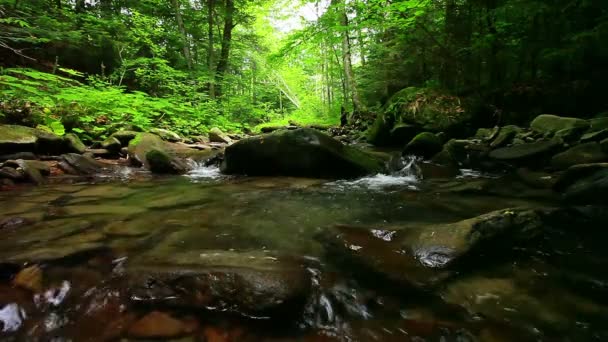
xmin=75 ymin=0 xmax=85 ymax=12
xmin=207 ymin=0 xmax=216 ymax=98
xmin=215 ymin=0 xmax=235 ymax=98
xmin=172 ymin=0 xmax=193 ymax=70
xmin=332 ymin=0 xmax=364 ymax=118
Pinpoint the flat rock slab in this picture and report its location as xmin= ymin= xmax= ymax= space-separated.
xmin=489 ymin=139 xmax=561 ymax=161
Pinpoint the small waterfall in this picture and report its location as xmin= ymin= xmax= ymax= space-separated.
xmin=185 ymin=160 xmax=223 ymax=180
xmin=328 ymin=155 xmax=421 ymax=191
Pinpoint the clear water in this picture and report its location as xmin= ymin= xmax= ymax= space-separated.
xmin=0 ymin=160 xmax=606 ymax=341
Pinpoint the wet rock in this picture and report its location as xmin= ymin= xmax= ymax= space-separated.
xmin=489 ymin=139 xmax=561 ymax=162
xmin=101 ymin=136 xmax=122 ymax=153
xmin=145 ymin=148 xmax=189 ymax=174
xmin=432 ymin=139 xmax=489 ymax=168
xmin=85 ymin=148 xmax=113 ymax=158
xmin=59 ymin=153 xmax=107 ymax=175
xmin=128 ymin=133 xmax=189 ymax=174
xmin=601 ymin=138 xmax=608 ymax=153
xmin=127 ymin=311 xmax=190 ymax=339
xmin=530 ymin=114 xmax=589 ymax=137
xmin=7 ymin=159 xmax=49 ymax=185
xmin=110 ymin=130 xmax=139 ymax=146
xmin=208 ymin=127 xmax=232 ymax=144
xmin=150 ymin=128 xmax=182 ymax=143
xmin=12 ymin=265 xmax=43 ymax=292
xmin=0 ymin=216 xmax=32 ymax=230
xmin=0 ymin=152 xmax=37 ymax=161
xmin=0 ymin=166 xmax=24 ymax=181
xmin=64 ymin=133 xmax=86 ymax=154
xmin=221 ymin=128 xmax=386 ymax=178
xmin=0 ymin=124 xmax=64 ymax=155
xmin=588 ymin=117 xmax=608 ymax=133
xmin=515 ymin=168 xmax=556 ymax=189
xmin=126 ymin=251 xmax=311 ymax=318
xmin=550 ymin=142 xmax=607 ymax=170
xmin=403 ymin=132 xmax=443 ymax=158
xmin=318 ymin=225 xmax=450 ymax=290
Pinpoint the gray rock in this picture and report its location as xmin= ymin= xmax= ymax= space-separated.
xmin=110 ymin=130 xmax=139 ymax=146
xmin=101 ymin=136 xmax=122 ymax=153
xmin=60 ymin=153 xmax=107 ymax=175
xmin=128 ymin=133 xmax=189 ymax=174
xmin=221 ymin=128 xmax=386 ymax=178
xmin=0 ymin=124 xmax=64 ymax=155
xmin=145 ymin=149 xmax=189 ymax=174
xmin=550 ymin=143 xmax=607 ymax=169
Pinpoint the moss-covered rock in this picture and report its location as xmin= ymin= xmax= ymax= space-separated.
xmin=64 ymin=133 xmax=86 ymax=154
xmin=530 ymin=114 xmax=589 ymax=137
xmin=550 ymin=143 xmax=607 ymax=170
xmin=389 ymin=123 xmax=420 ymax=146
xmin=489 ymin=139 xmax=561 ymax=162
xmin=110 ymin=130 xmax=138 ymax=146
xmin=366 ymin=113 xmax=395 ymax=146
xmin=150 ymin=128 xmax=182 ymax=142
xmin=384 ymin=87 xmax=471 ymax=134
xmin=101 ymin=136 xmax=121 ymax=153
xmin=145 ymin=149 xmax=188 ymax=174
xmin=0 ymin=124 xmax=64 ymax=154
xmin=221 ymin=128 xmax=385 ymax=178
xmin=432 ymin=139 xmax=490 ymax=168
xmin=403 ymin=132 xmax=442 ymax=158
xmin=490 ymin=125 xmax=523 ymax=148
xmin=208 ymin=127 xmax=232 ymax=144
xmin=562 ymin=168 xmax=608 ymax=204
xmin=128 ymin=133 xmax=189 ymax=174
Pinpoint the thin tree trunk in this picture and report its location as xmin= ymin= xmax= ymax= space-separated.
xmin=172 ymin=0 xmax=193 ymax=70
xmin=207 ymin=0 xmax=216 ymax=98
xmin=215 ymin=0 xmax=235 ymax=98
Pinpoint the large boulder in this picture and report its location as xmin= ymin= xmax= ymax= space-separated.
xmin=489 ymin=125 xmax=523 ymax=148
xmin=0 ymin=124 xmax=64 ymax=155
xmin=127 ymin=133 xmax=189 ymax=174
xmin=59 ymin=153 xmax=108 ymax=175
xmin=403 ymin=132 xmax=442 ymax=158
xmin=530 ymin=114 xmax=589 ymax=138
xmin=221 ymin=128 xmax=386 ymax=178
xmin=550 ymin=143 xmax=607 ymax=169
xmin=432 ymin=139 xmax=490 ymax=168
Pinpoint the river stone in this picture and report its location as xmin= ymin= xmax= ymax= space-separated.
xmin=0 ymin=152 xmax=37 ymax=161
xmin=403 ymin=132 xmax=442 ymax=158
xmin=489 ymin=139 xmax=561 ymax=161
xmin=145 ymin=149 xmax=189 ymax=174
xmin=221 ymin=128 xmax=386 ymax=178
xmin=588 ymin=117 xmax=608 ymax=133
xmin=530 ymin=114 xmax=589 ymax=137
xmin=0 ymin=124 xmax=64 ymax=154
xmin=150 ymin=128 xmax=182 ymax=143
xmin=580 ymin=129 xmax=608 ymax=143
xmin=101 ymin=136 xmax=122 ymax=153
xmin=59 ymin=153 xmax=107 ymax=175
xmin=4 ymin=159 xmax=50 ymax=184
xmin=550 ymin=143 xmax=607 ymax=170
xmin=125 ymin=251 xmax=311 ymax=317
xmin=0 ymin=167 xmax=24 ymax=181
xmin=64 ymin=133 xmax=86 ymax=154
xmin=601 ymin=138 xmax=608 ymax=153
xmin=432 ymin=139 xmax=489 ymax=168
xmin=208 ymin=127 xmax=232 ymax=144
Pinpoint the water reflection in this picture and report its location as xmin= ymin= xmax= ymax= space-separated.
xmin=0 ymin=304 xmax=26 ymax=333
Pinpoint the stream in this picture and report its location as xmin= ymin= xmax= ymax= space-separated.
xmin=0 ymin=158 xmax=607 ymax=341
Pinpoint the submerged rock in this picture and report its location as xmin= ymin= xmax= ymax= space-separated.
xmin=125 ymin=251 xmax=311 ymax=318
xmin=221 ymin=128 xmax=386 ymax=178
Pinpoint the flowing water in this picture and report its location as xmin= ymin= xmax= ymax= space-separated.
xmin=0 ymin=158 xmax=607 ymax=341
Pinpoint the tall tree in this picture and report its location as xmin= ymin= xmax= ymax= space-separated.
xmin=215 ymin=0 xmax=235 ymax=97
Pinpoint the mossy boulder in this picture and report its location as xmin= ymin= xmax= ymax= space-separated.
xmin=384 ymin=87 xmax=471 ymax=134
xmin=221 ymin=128 xmax=386 ymax=178
xmin=150 ymin=128 xmax=182 ymax=142
xmin=530 ymin=114 xmax=589 ymax=138
xmin=403 ymin=132 xmax=442 ymax=158
xmin=490 ymin=125 xmax=523 ymax=148
xmin=101 ymin=136 xmax=122 ymax=153
xmin=550 ymin=143 xmax=607 ymax=170
xmin=145 ymin=149 xmax=189 ymax=174
xmin=64 ymin=133 xmax=86 ymax=154
xmin=366 ymin=113 xmax=395 ymax=146
xmin=110 ymin=130 xmax=139 ymax=146
xmin=432 ymin=139 xmax=490 ymax=168
xmin=128 ymin=133 xmax=189 ymax=174
xmin=208 ymin=127 xmax=232 ymax=144
xmin=389 ymin=123 xmax=420 ymax=146
xmin=0 ymin=124 xmax=64 ymax=154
